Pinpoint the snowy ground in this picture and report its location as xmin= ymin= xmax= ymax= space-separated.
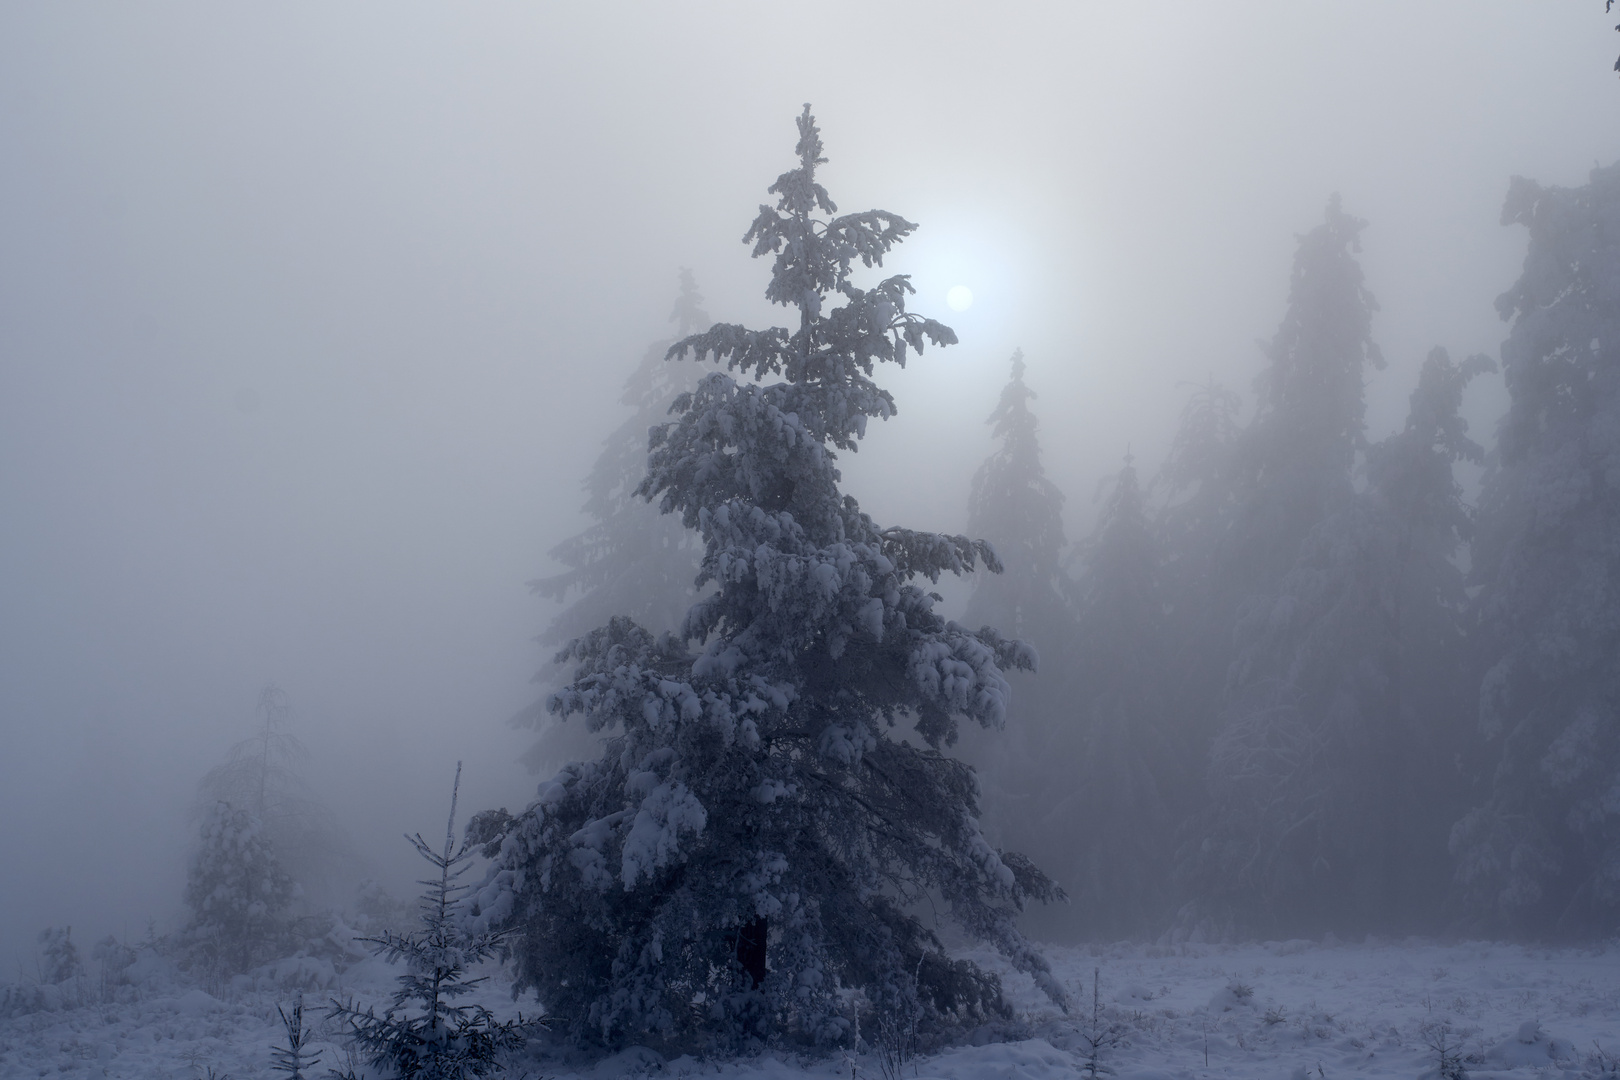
xmin=6 ymin=937 xmax=1620 ymax=1080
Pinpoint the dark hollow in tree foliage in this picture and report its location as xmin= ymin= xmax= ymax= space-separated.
xmin=470 ymin=105 xmax=1067 ymax=1055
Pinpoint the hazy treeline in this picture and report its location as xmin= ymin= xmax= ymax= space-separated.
xmin=964 ymin=169 xmax=1620 ymax=944
xmin=537 ymin=163 xmax=1620 ymax=948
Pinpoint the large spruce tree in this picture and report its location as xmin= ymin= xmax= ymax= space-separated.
xmin=1455 ymin=164 xmax=1620 ymax=936
xmin=473 ymin=107 xmax=1065 ymax=1052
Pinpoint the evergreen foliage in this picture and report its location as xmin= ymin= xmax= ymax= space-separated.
xmin=195 ymin=685 xmax=352 ymax=905
xmin=955 ymin=351 xmax=1079 ymax=934
xmin=962 ymin=348 xmax=1071 ymax=645
xmin=1455 ymin=163 xmax=1620 ymax=935
xmin=329 ymin=764 xmax=539 ymax=1079
xmin=518 ymin=273 xmax=709 ymax=772
xmin=473 ymin=105 xmax=1065 ymax=1053
xmin=36 ymin=927 xmax=83 ymax=985
xmin=183 ymin=801 xmax=295 ymax=976
xmin=1057 ymin=454 xmax=1183 ymax=937
xmin=1151 ymin=377 xmax=1245 ymax=840
xmin=1186 ymin=346 xmax=1489 ymax=936
xmin=1154 ymin=377 xmax=1243 ymax=633
xmin=270 ymin=991 xmax=322 ymax=1079
xmin=1228 ymin=194 xmax=1384 ymax=590
xmin=1175 ymin=196 xmax=1396 ymax=936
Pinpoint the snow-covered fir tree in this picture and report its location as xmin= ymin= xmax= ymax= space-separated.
xmin=329 ymin=765 xmax=538 ymax=1080
xmin=1054 ymin=453 xmax=1185 ymax=938
xmin=1454 ymin=163 xmax=1620 ymax=935
xmin=195 ymin=685 xmax=351 ymax=906
xmin=1176 ymin=196 xmax=1389 ymax=937
xmin=1225 ymin=194 xmax=1385 ymax=590
xmin=1153 ymin=376 xmax=1244 ymax=738
xmin=1360 ymin=347 xmax=1492 ymax=922
xmin=517 ymin=271 xmax=709 ymax=772
xmin=953 ymin=350 xmax=1078 ymax=931
xmin=1186 ymin=346 xmax=1489 ymax=937
xmin=183 ymin=801 xmax=294 ymax=976
xmin=471 ymin=106 xmax=1066 ymax=1053
xmin=961 ymin=349 xmax=1072 ymax=646
xmin=1156 ymin=377 xmax=1244 ymax=562
xmin=35 ymin=927 xmax=83 ymax=985
xmin=270 ymin=992 xmax=322 ymax=1080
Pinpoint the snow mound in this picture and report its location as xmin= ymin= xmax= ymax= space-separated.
xmin=173 ymin=988 xmax=224 ymax=1015
xmin=1482 ymin=1019 xmax=1577 ymax=1068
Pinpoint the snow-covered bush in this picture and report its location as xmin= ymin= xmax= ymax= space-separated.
xmin=36 ymin=926 xmax=83 ymax=984
xmin=472 ymin=105 xmax=1065 ymax=1054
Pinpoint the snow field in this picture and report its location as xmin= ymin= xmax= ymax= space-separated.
xmin=6 ymin=938 xmax=1619 ymax=1079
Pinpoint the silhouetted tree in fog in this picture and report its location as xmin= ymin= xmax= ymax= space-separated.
xmin=1156 ymin=377 xmax=1244 ymax=602
xmin=194 ymin=685 xmax=351 ymax=907
xmin=1228 ymin=195 xmax=1385 ymax=591
xmin=1151 ymin=377 xmax=1244 ymax=855
xmin=1057 ymin=453 xmax=1184 ymax=938
xmin=183 ymin=802 xmax=294 ymax=976
xmin=1176 ymin=196 xmax=1390 ymax=938
xmin=1454 ymin=164 xmax=1620 ymax=936
xmin=962 ymin=349 xmax=1071 ymax=645
xmin=956 ymin=350 xmax=1078 ymax=906
xmin=1195 ymin=345 xmax=1488 ymax=937
xmin=471 ymin=106 xmax=1065 ymax=1053
xmin=517 ymin=273 xmax=709 ymax=771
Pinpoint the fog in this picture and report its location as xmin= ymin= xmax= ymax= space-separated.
xmin=1 ymin=3 xmax=1615 ymax=972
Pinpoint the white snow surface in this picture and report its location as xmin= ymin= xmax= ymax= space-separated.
xmin=6 ymin=937 xmax=1620 ymax=1079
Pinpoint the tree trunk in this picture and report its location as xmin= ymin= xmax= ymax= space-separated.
xmin=736 ymin=916 xmax=767 ymax=987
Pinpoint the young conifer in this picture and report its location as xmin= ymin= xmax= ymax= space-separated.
xmin=329 ymin=764 xmax=539 ymax=1080
xmin=270 ymin=991 xmax=322 ymax=1079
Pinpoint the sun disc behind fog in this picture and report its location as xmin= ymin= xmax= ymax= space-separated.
xmin=946 ymin=285 xmax=974 ymax=312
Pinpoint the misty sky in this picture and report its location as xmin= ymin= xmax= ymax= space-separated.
xmin=1 ymin=3 xmax=1615 ymax=971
